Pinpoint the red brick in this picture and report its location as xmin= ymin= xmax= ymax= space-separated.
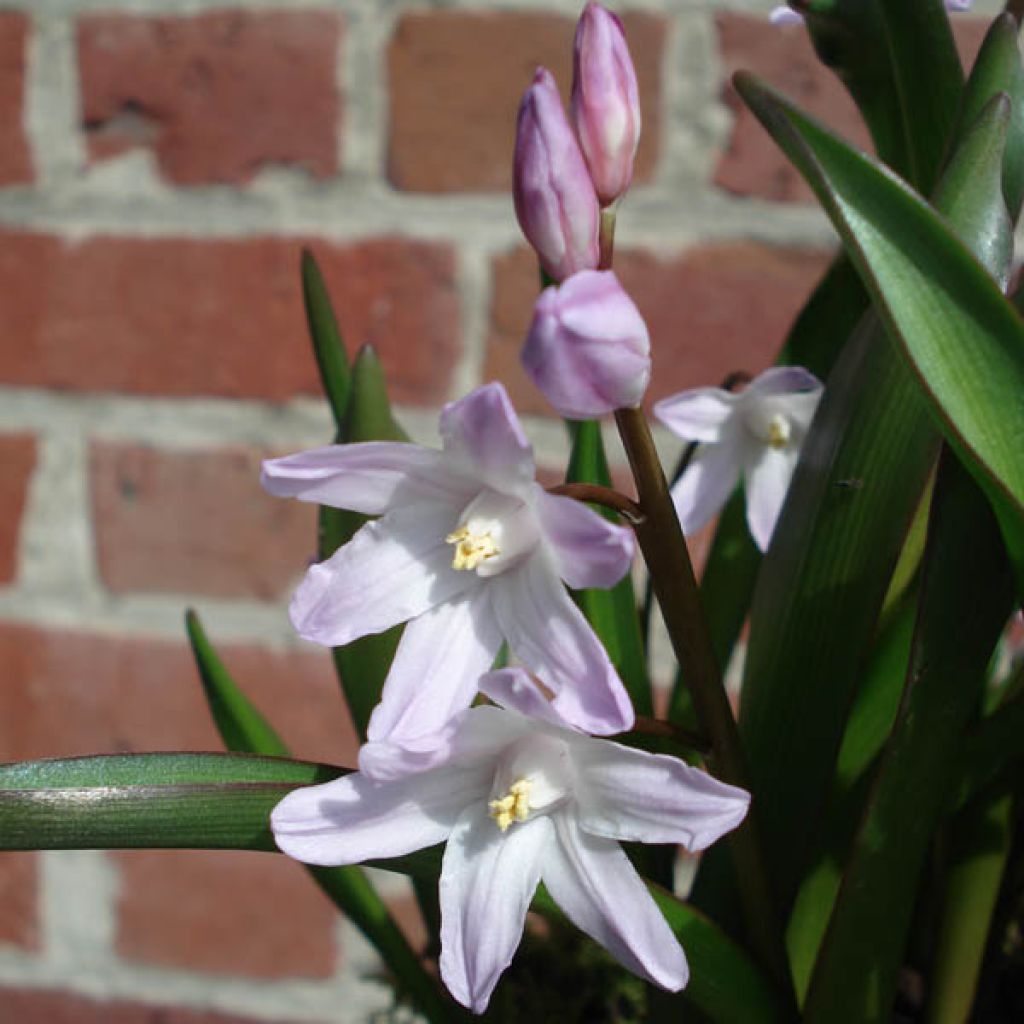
xmin=113 ymin=849 xmax=337 ymax=978
xmin=0 ymin=621 xmax=358 ymax=766
xmin=388 ymin=10 xmax=663 ymax=193
xmin=715 ymin=14 xmax=870 ymax=203
xmin=78 ymin=12 xmax=341 ymax=185
xmin=0 ymin=989 xmax=296 ymax=1024
xmin=485 ymin=243 xmax=830 ymax=416
xmin=0 ymin=233 xmax=460 ymax=406
xmin=0 ymin=14 xmax=31 ymax=185
xmin=0 ymin=434 xmax=37 ymax=584
xmin=90 ymin=442 xmax=314 ymax=600
xmin=0 ymin=854 xmax=39 ymax=951
xmin=715 ymin=16 xmax=991 ymax=203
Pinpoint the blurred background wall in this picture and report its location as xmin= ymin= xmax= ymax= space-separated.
xmin=0 ymin=1 xmax=997 ymax=1020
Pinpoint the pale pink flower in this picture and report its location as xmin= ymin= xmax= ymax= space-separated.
xmin=272 ymin=667 xmax=750 ymax=1014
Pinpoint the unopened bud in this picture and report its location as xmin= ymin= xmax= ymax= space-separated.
xmin=513 ymin=68 xmax=600 ymax=282
xmin=522 ymin=269 xmax=650 ymax=419
xmin=570 ymin=3 xmax=641 ymax=207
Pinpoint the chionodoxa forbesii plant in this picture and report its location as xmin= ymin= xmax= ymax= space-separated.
xmin=4 ymin=1 xmax=1024 ymax=1022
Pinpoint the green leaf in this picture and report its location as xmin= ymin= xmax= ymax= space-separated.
xmin=924 ymin=790 xmax=1015 ymax=1023
xmin=0 ymin=752 xmax=440 ymax=876
xmin=565 ymin=420 xmax=651 ymax=717
xmin=735 ymin=73 xmax=1024 ymax=592
xmin=956 ymin=12 xmax=1024 ymax=220
xmin=302 ymin=249 xmax=351 ymax=430
xmin=185 ymin=610 xmax=289 ymax=757
xmin=803 ymin=453 xmax=1014 ymax=1023
xmin=803 ymin=0 xmax=962 ymax=192
xmin=322 ymin=344 xmax=409 ymax=740
xmin=532 ymin=883 xmax=788 ymax=1024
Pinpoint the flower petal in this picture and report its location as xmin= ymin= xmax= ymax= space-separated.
xmin=668 ymin=438 xmax=743 ymax=536
xmin=439 ymin=383 xmax=536 ymax=498
xmin=492 ymin=553 xmax=634 ymax=734
xmin=289 ymin=503 xmax=475 ymax=646
xmin=743 ymin=365 xmax=822 ymax=398
xmin=271 ymin=765 xmax=489 ymax=866
xmin=478 ymin=667 xmax=575 ymax=730
xmin=533 ymin=487 xmax=635 ymax=589
xmin=365 ymin=586 xmax=503 ymax=745
xmin=571 ymin=736 xmax=750 ymax=849
xmin=744 ymin=445 xmax=800 ymax=552
xmin=439 ymin=807 xmax=552 ymax=1013
xmin=653 ymin=387 xmax=737 ymax=443
xmin=261 ymin=442 xmax=475 ymax=515
xmin=361 ymin=704 xmax=531 ymax=782
xmin=542 ymin=813 xmax=688 ymax=991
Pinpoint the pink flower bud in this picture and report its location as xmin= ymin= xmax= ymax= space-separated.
xmin=522 ymin=269 xmax=650 ymax=419
xmin=570 ymin=3 xmax=641 ymax=207
xmin=513 ymin=68 xmax=600 ymax=282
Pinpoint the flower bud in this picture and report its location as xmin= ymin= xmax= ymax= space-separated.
xmin=570 ymin=3 xmax=641 ymax=207
xmin=522 ymin=269 xmax=650 ymax=419
xmin=513 ymin=68 xmax=600 ymax=282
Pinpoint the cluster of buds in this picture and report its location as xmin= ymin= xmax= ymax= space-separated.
xmin=513 ymin=3 xmax=649 ymax=419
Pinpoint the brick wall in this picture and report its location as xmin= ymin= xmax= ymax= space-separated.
xmin=0 ymin=1 xmax=996 ymax=1020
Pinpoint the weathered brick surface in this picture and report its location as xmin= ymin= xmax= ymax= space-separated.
xmin=387 ymin=10 xmax=664 ymax=192
xmin=0 ymin=434 xmax=37 ymax=584
xmin=485 ymin=243 xmax=830 ymax=416
xmin=716 ymin=16 xmax=990 ymax=203
xmin=90 ymin=442 xmax=315 ymax=600
xmin=0 ymin=854 xmax=39 ymax=951
xmin=113 ymin=850 xmax=337 ymax=979
xmin=0 ymin=621 xmax=358 ymax=766
xmin=0 ymin=989 xmax=297 ymax=1023
xmin=714 ymin=14 xmax=869 ymax=203
xmin=0 ymin=233 xmax=460 ymax=406
xmin=0 ymin=13 xmax=31 ymax=185
xmin=78 ymin=12 xmax=342 ymax=185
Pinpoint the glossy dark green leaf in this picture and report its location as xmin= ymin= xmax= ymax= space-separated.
xmin=956 ymin=12 xmax=1024 ymax=220
xmin=803 ymin=453 xmax=1014 ymax=1022
xmin=302 ymin=249 xmax=351 ymax=430
xmin=712 ymin=74 xmax=1012 ymax=916
xmin=185 ymin=609 xmax=289 ymax=757
xmin=0 ymin=752 xmax=439 ymax=876
xmin=803 ymin=0 xmax=962 ymax=192
xmin=735 ymin=74 xmax=1024 ymax=592
xmin=322 ymin=344 xmax=409 ymax=740
xmin=566 ymin=420 xmax=651 ymax=717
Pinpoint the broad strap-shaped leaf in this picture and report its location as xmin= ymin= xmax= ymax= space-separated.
xmin=735 ymin=73 xmax=1024 ymax=588
xmin=566 ymin=420 xmax=651 ymax=717
xmin=302 ymin=249 xmax=351 ymax=430
xmin=186 ymin=610 xmax=289 ymax=757
xmin=803 ymin=452 xmax=1014 ymax=1022
xmin=0 ymin=752 xmax=439 ymax=876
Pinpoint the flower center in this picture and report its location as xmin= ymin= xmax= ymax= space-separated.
xmin=488 ymin=778 xmax=533 ymax=833
xmin=446 ymin=525 xmax=500 ymax=571
xmin=487 ymin=734 xmax=573 ymax=834
xmin=445 ymin=489 xmax=540 ymax=578
xmin=765 ymin=413 xmax=791 ymax=449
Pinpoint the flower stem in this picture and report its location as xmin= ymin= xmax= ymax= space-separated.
xmin=547 ymin=481 xmax=643 ymax=524
xmin=614 ymin=407 xmax=792 ymax=997
xmin=629 ymin=714 xmax=710 ymax=756
xmin=598 ymin=208 xmax=616 ymax=270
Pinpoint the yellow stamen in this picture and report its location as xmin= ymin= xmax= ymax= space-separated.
xmin=488 ymin=778 xmax=533 ymax=833
xmin=446 ymin=525 xmax=500 ymax=571
xmin=766 ymin=414 xmax=791 ymax=450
